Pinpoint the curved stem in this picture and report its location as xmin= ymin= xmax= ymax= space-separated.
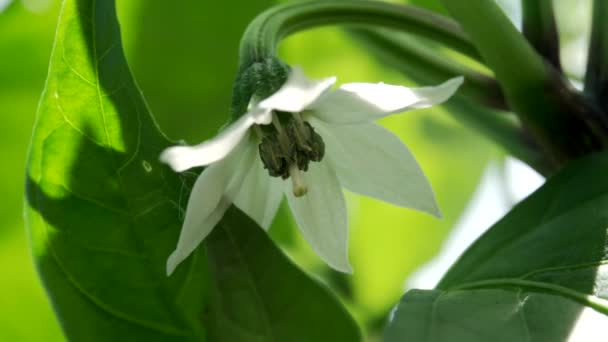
xmin=522 ymin=0 xmax=561 ymax=70
xmin=238 ymin=0 xmax=482 ymax=68
xmin=585 ymin=0 xmax=608 ymax=111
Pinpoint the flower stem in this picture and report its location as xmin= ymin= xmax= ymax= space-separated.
xmin=522 ymin=0 xmax=561 ymax=70
xmin=440 ymin=0 xmax=608 ymax=169
xmin=585 ymin=0 xmax=608 ymax=111
xmin=238 ymin=0 xmax=481 ymax=68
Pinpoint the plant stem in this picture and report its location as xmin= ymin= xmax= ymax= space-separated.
xmin=522 ymin=0 xmax=561 ymax=70
xmin=585 ymin=0 xmax=608 ymax=111
xmin=441 ymin=0 xmax=608 ymax=168
xmin=238 ymin=0 xmax=481 ymax=69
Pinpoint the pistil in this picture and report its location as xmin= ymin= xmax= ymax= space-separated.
xmin=289 ymin=164 xmax=308 ymax=197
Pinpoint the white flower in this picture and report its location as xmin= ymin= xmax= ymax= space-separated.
xmin=161 ymin=67 xmax=463 ymax=275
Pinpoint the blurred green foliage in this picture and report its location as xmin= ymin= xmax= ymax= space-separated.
xmin=0 ymin=1 xmax=65 ymax=341
xmin=0 ymin=0 xmax=512 ymax=340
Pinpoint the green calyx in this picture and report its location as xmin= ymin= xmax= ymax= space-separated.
xmin=230 ymin=56 xmax=289 ymax=119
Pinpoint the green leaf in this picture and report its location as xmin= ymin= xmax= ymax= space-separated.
xmin=204 ymin=207 xmax=362 ymax=342
xmin=385 ymin=152 xmax=608 ymax=341
xmin=25 ymin=0 xmax=209 ymax=339
xmin=386 ymin=288 xmax=608 ymax=341
xmin=25 ymin=0 xmax=360 ymax=341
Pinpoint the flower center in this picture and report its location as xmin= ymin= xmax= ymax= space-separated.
xmin=257 ymin=112 xmax=325 ymax=197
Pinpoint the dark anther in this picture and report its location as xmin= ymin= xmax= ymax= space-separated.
xmin=258 ymin=118 xmax=325 ymax=179
xmin=289 ymin=121 xmax=324 ymax=172
xmin=258 ymin=133 xmax=292 ymax=179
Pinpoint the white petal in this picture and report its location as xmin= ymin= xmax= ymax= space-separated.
xmin=165 ymin=164 xmax=230 ymax=276
xmin=166 ymin=199 xmax=230 ymax=276
xmin=231 ymin=156 xmax=283 ymax=229
xmin=160 ymin=109 xmax=270 ymax=171
xmin=285 ymin=161 xmax=352 ymax=273
xmin=166 ymin=141 xmax=255 ymax=275
xmin=258 ymin=66 xmax=336 ymax=113
xmin=310 ymin=76 xmax=464 ymax=124
xmin=312 ymin=119 xmax=440 ymax=217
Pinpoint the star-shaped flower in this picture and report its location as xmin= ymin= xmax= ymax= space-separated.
xmin=161 ymin=67 xmax=463 ymax=275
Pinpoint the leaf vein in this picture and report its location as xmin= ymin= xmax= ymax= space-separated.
xmin=117 ymin=91 xmax=142 ymax=172
xmin=46 ymin=234 xmax=191 ymax=336
xmin=91 ymin=0 xmax=112 ymax=149
xmin=60 ymin=184 xmax=129 ymax=215
xmin=97 ymin=42 xmax=116 ymax=64
xmin=223 ymin=222 xmax=276 ymax=341
xmin=55 ymin=94 xmax=99 ymax=144
xmin=61 ymin=54 xmax=96 ymax=86
xmin=521 ymin=260 xmax=608 ymax=280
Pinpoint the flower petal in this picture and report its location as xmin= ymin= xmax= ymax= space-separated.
xmin=166 ymin=164 xmax=230 ymax=276
xmin=160 ymin=109 xmax=270 ymax=171
xmin=166 ymin=141 xmax=255 ymax=275
xmin=312 ymin=118 xmax=440 ymax=217
xmin=258 ymin=66 xmax=336 ymax=113
xmin=285 ymin=161 xmax=352 ymax=273
xmin=310 ymin=76 xmax=464 ymax=124
xmin=231 ymin=157 xmax=283 ymax=230
xmin=166 ymin=199 xmax=230 ymax=276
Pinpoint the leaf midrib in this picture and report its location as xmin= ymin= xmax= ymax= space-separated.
xmin=441 ymin=189 xmax=608 ymax=287
xmin=453 ymin=278 xmax=608 ymax=314
xmin=220 ymin=221 xmax=276 ymax=341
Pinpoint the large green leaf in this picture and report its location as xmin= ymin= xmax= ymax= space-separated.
xmin=385 ymin=152 xmax=608 ymax=341
xmin=25 ymin=0 xmax=209 ymax=339
xmin=25 ymin=0 xmax=360 ymax=340
xmin=205 ymin=207 xmax=361 ymax=341
xmin=386 ymin=288 xmax=608 ymax=341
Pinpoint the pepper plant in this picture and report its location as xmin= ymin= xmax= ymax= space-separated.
xmin=24 ymin=0 xmax=608 ymax=340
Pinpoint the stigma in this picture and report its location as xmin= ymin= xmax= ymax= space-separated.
xmin=289 ymin=164 xmax=308 ymax=197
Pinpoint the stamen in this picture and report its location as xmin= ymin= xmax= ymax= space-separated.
xmin=271 ymin=113 xmax=285 ymax=134
xmin=288 ymin=113 xmax=312 ymax=152
xmin=289 ymin=164 xmax=308 ymax=197
xmin=253 ymin=124 xmax=264 ymax=139
xmin=292 ymin=112 xmax=305 ymax=126
xmin=271 ymin=112 xmax=291 ymax=151
xmin=258 ymin=113 xmax=325 ymax=180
